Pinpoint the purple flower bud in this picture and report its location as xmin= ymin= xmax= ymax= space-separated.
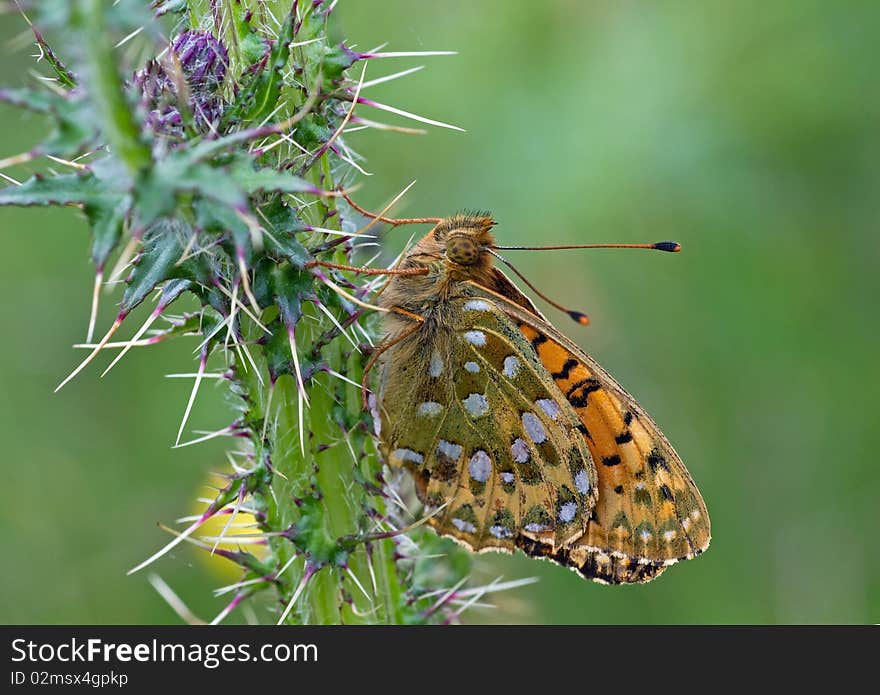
xmin=134 ymin=32 xmax=228 ymax=138
xmin=171 ymin=31 xmax=229 ymax=92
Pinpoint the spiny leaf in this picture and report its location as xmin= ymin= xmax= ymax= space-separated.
xmin=273 ymin=264 xmax=313 ymax=328
xmin=265 ymin=232 xmax=310 ymax=269
xmin=315 ymin=44 xmax=359 ymax=84
xmin=0 ymin=172 xmax=120 ymax=208
xmin=86 ymin=194 xmax=131 ymax=269
xmin=228 ymin=157 xmax=319 ymax=196
xmin=194 ymin=197 xmax=252 ymax=259
xmin=259 ymin=196 xmax=307 ymax=233
xmin=32 ymin=29 xmax=77 ymax=89
xmin=262 ymin=321 xmax=295 ymax=382
xmin=121 ymin=221 xmax=186 ymax=313
xmin=136 ymin=159 xmax=246 ymax=226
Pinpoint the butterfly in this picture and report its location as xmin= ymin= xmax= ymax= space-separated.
xmin=356 ymin=209 xmax=710 ymax=584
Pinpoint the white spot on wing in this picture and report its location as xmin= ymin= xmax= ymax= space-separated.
xmin=524 ymin=522 xmax=548 ymax=533
xmin=452 ymin=518 xmax=476 ymax=533
xmin=416 ymin=401 xmax=443 ymax=417
xmin=522 ymin=413 xmax=546 ymax=444
xmin=500 ymin=471 xmax=515 ymax=484
xmin=558 ymin=501 xmax=578 ymax=523
xmin=392 ymin=448 xmax=423 ymax=464
xmin=464 ymin=361 xmax=480 ymax=373
xmin=511 ymin=438 xmax=529 ymax=463
xmin=436 ymin=440 xmax=462 ymax=461
xmin=502 ymin=356 xmax=520 ymax=378
xmin=464 ymin=299 xmax=492 ymax=312
xmin=640 ymin=529 xmax=652 ymax=542
xmin=462 ymin=393 xmax=489 ymax=417
xmin=429 ymin=349 xmax=443 ymax=377
xmin=663 ymin=530 xmax=677 ymax=542
xmin=536 ymin=398 xmax=560 ymax=420
xmin=468 ymin=450 xmax=492 ymax=482
xmin=574 ymin=469 xmax=591 ymax=494
xmin=464 ymin=330 xmax=486 ymax=346
xmin=490 ymin=525 xmax=512 ymax=539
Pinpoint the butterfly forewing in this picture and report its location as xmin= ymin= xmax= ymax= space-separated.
xmin=513 ymin=315 xmax=709 ymax=583
xmin=378 ymin=296 xmax=598 ymax=553
xmin=460 ymin=272 xmax=710 ymax=583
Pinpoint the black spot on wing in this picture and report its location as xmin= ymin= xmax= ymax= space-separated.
xmin=529 ymin=332 xmax=548 ymax=352
xmin=551 ymin=358 xmax=579 ymax=380
xmin=647 ymin=449 xmax=670 ymax=472
xmin=567 ymin=378 xmax=601 ymax=407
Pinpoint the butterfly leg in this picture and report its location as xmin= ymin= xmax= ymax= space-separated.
xmin=342 ymin=192 xmax=442 ymax=227
xmin=360 ymin=315 xmax=424 ymax=410
xmin=305 ymin=259 xmax=428 ymax=277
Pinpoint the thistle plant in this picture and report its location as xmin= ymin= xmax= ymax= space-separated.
xmin=0 ymin=0 xmax=534 ymax=624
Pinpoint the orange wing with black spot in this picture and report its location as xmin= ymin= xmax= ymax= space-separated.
xmin=469 ymin=273 xmax=711 ymax=584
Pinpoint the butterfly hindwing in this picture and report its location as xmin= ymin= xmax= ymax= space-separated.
xmin=377 ymin=295 xmax=598 ymax=553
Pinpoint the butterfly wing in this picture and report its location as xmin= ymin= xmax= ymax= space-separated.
xmin=468 ymin=274 xmax=711 ymax=584
xmin=377 ymin=295 xmax=598 ymax=553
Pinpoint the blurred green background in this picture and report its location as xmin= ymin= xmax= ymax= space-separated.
xmin=1 ymin=0 xmax=878 ymax=624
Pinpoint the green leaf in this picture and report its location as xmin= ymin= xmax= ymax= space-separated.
xmin=262 ymin=319 xmax=293 ymax=381
xmin=260 ymin=196 xmax=307 ymax=233
xmin=136 ymin=158 xmax=246 ymax=226
xmin=120 ymin=220 xmax=186 ymax=313
xmin=32 ymin=29 xmax=77 ymax=89
xmin=0 ymin=172 xmax=120 ymax=208
xmin=318 ymin=44 xmax=359 ymax=84
xmin=228 ymin=157 xmax=319 ymax=196
xmin=194 ymin=197 xmax=251 ymax=250
xmin=259 ymin=199 xmax=310 ymax=267
xmin=85 ymin=194 xmax=132 ymax=269
xmin=272 ymin=264 xmax=313 ymax=328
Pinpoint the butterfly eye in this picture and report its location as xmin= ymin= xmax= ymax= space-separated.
xmin=445 ymin=234 xmax=481 ymax=266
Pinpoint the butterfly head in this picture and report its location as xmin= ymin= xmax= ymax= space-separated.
xmin=433 ymin=213 xmax=497 ymax=267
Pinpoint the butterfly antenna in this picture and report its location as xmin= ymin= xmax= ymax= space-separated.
xmin=493 ymin=241 xmax=681 ymax=252
xmin=487 ymin=249 xmax=590 ymax=326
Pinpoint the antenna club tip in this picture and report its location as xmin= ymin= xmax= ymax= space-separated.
xmin=569 ymin=311 xmax=590 ymax=326
xmin=654 ymin=241 xmax=681 ymax=253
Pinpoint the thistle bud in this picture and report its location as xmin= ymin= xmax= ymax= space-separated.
xmin=171 ymin=31 xmax=228 ymax=93
xmin=134 ymin=31 xmax=228 ymax=137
